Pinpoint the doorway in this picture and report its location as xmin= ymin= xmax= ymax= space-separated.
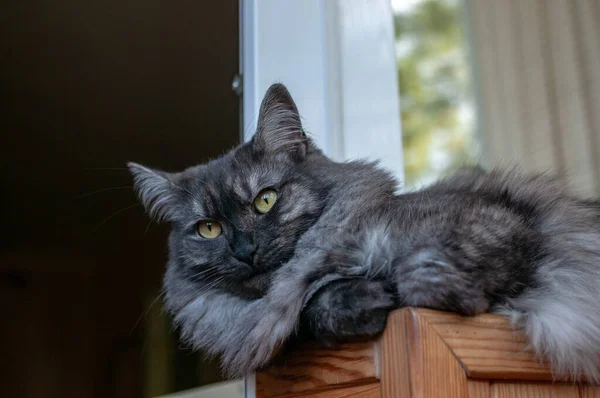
xmin=0 ymin=1 xmax=240 ymax=397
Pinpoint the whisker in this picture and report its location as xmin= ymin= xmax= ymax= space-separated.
xmin=93 ymin=203 xmax=140 ymax=230
xmin=143 ymin=207 xmax=160 ymax=235
xmin=129 ymin=290 xmax=167 ymax=337
xmin=189 ymin=266 xmax=220 ymax=276
xmin=143 ymin=219 xmax=153 ymax=235
xmin=75 ymin=185 xmax=133 ymax=200
xmin=196 ymin=276 xmax=226 ymax=293
xmin=189 ymin=268 xmax=220 ymax=280
xmin=85 ymin=167 xmax=130 ymax=171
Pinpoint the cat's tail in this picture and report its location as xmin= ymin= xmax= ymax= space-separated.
xmin=498 ymin=293 xmax=600 ymax=384
xmin=496 ymin=238 xmax=600 ymax=384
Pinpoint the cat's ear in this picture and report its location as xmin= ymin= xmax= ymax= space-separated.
xmin=128 ymin=162 xmax=180 ymax=222
xmin=253 ymin=83 xmax=307 ymax=161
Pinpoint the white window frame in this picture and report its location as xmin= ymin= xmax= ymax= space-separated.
xmin=241 ymin=0 xmax=404 ymax=179
xmin=241 ymin=1 xmax=403 ymax=396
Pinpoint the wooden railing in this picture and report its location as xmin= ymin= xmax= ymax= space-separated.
xmin=256 ymin=308 xmax=600 ymax=398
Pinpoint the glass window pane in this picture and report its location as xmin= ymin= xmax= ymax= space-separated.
xmin=391 ymin=0 xmax=478 ymax=190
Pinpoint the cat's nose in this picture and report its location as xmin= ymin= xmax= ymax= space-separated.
xmin=232 ymin=233 xmax=256 ymax=264
xmin=233 ymin=244 xmax=256 ymax=264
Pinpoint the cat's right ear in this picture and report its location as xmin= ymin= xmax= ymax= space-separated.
xmin=253 ymin=83 xmax=307 ymax=161
xmin=128 ymin=162 xmax=179 ymax=222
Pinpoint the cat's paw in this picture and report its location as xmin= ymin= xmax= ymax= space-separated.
xmin=302 ymin=279 xmax=397 ymax=347
xmin=219 ymin=312 xmax=288 ymax=378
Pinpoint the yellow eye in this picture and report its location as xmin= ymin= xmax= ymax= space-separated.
xmin=254 ymin=189 xmax=278 ymax=214
xmin=197 ymin=220 xmax=222 ymax=239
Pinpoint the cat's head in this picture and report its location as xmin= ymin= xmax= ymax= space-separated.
xmin=129 ymin=84 xmax=330 ymax=297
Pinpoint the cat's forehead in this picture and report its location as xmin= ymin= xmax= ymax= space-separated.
xmin=227 ymin=164 xmax=283 ymax=198
xmin=186 ymin=150 xmax=288 ymax=215
xmin=225 ymin=158 xmax=286 ymax=200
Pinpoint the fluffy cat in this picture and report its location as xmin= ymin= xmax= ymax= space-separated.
xmin=129 ymin=83 xmax=600 ymax=382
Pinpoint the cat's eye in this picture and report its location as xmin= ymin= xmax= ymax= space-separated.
xmin=254 ymin=189 xmax=278 ymax=214
xmin=197 ymin=220 xmax=222 ymax=239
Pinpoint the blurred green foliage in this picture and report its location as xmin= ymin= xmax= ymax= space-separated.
xmin=394 ymin=0 xmax=477 ymax=189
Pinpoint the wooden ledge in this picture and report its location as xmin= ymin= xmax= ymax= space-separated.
xmin=257 ymin=308 xmax=600 ymax=398
xmin=256 ymin=340 xmax=379 ymax=398
xmin=398 ymin=308 xmax=549 ymax=381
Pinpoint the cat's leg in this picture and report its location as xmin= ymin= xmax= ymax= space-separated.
xmin=212 ymin=251 xmax=361 ymax=377
xmin=212 ymin=232 xmax=386 ymax=376
xmin=301 ymin=278 xmax=396 ymax=347
xmin=393 ymin=201 xmax=537 ymax=316
xmin=394 ymin=247 xmax=490 ymax=316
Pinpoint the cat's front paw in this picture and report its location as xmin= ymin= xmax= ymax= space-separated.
xmin=302 ymin=279 xmax=397 ymax=347
xmin=219 ymin=309 xmax=294 ymax=378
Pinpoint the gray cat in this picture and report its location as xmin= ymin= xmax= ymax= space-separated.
xmin=129 ymin=83 xmax=600 ymax=382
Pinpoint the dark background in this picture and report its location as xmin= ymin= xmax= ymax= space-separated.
xmin=0 ymin=1 xmax=240 ymax=397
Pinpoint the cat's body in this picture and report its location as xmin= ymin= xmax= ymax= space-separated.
xmin=130 ymin=84 xmax=600 ymax=382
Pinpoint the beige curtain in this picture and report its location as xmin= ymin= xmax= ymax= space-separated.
xmin=465 ymin=0 xmax=600 ymax=196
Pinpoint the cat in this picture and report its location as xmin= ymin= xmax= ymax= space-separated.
xmin=129 ymin=83 xmax=600 ymax=382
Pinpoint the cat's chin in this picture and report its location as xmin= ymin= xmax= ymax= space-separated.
xmin=238 ymin=270 xmax=273 ymax=299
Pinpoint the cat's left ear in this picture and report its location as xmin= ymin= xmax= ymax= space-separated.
xmin=253 ymin=83 xmax=307 ymax=161
xmin=128 ymin=162 xmax=181 ymax=222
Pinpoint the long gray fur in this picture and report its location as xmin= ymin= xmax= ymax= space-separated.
xmin=129 ymin=83 xmax=600 ymax=382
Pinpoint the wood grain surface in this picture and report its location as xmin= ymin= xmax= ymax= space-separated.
xmin=491 ymin=381 xmax=580 ymax=398
xmin=256 ymin=307 xmax=600 ymax=397
xmin=301 ymin=383 xmax=380 ymax=398
xmin=381 ymin=308 xmax=469 ymax=398
xmin=581 ymin=385 xmax=600 ymax=398
xmin=255 ymin=341 xmax=377 ymax=398
xmin=379 ymin=309 xmax=412 ymax=398
xmin=468 ymin=379 xmax=491 ymax=398
xmin=417 ymin=308 xmax=554 ymax=381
